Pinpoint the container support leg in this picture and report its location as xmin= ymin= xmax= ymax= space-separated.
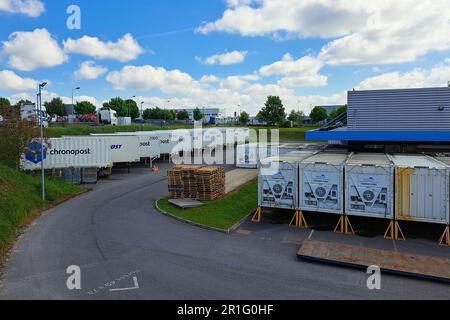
xmin=289 ymin=210 xmax=308 ymax=229
xmin=252 ymin=207 xmax=262 ymax=223
xmin=384 ymin=220 xmax=406 ymax=241
xmin=438 ymin=225 xmax=449 ymax=246
xmin=334 ymin=215 xmax=355 ymax=235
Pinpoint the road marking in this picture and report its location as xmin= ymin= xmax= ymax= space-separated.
xmin=109 ymin=276 xmax=139 ymax=292
xmin=307 ymin=230 xmax=315 ymax=240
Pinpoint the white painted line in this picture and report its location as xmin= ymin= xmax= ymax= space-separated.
xmin=109 ymin=276 xmax=140 ymax=292
xmin=307 ymin=230 xmax=315 ymax=240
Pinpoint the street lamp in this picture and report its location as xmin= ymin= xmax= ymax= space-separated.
xmin=140 ymin=101 xmax=144 ymax=119
xmin=38 ymin=82 xmax=47 ymax=201
xmin=129 ymin=95 xmax=136 ymax=118
xmin=72 ymin=87 xmax=80 ymax=107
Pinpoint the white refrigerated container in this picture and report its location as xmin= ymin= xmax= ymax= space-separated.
xmin=299 ymin=152 xmax=349 ymax=214
xmin=345 ymin=153 xmax=394 ymax=219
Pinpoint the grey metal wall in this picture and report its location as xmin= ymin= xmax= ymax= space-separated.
xmin=348 ymin=87 xmax=450 ymax=131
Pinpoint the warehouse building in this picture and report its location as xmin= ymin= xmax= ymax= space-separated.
xmin=307 ymin=87 xmax=450 ymax=152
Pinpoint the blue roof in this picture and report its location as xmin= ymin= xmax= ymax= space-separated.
xmin=306 ymin=130 xmax=450 ymax=142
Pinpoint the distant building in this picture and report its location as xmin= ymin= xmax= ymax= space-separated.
xmin=172 ymin=107 xmax=224 ymax=123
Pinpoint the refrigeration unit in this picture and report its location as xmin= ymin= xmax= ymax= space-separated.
xmin=258 ymin=151 xmax=315 ymax=210
xmin=299 ymin=151 xmax=349 ymax=214
xmin=345 ymin=153 xmax=394 ymax=219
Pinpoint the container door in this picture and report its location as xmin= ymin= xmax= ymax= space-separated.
xmin=396 ymin=168 xmax=448 ymax=224
xmin=259 ymin=163 xmax=297 ymax=209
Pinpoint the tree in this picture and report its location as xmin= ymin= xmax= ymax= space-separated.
xmin=0 ymin=97 xmax=11 ymax=107
xmin=287 ymin=110 xmax=305 ymax=125
xmin=177 ymin=110 xmax=189 ymax=121
xmin=125 ymin=99 xmax=140 ymax=119
xmin=257 ymin=96 xmax=286 ymax=126
xmin=143 ymin=107 xmax=175 ymax=120
xmin=44 ymin=97 xmax=65 ymax=116
xmin=0 ymin=106 xmax=39 ymax=169
xmin=103 ymin=97 xmax=128 ymax=117
xmin=310 ymin=106 xmax=328 ymax=124
xmin=328 ymin=105 xmax=347 ymax=121
xmin=239 ymin=111 xmax=250 ymax=125
xmin=14 ymin=99 xmax=33 ymax=109
xmin=74 ymin=101 xmax=96 ymax=115
xmin=193 ymin=108 xmax=204 ymax=121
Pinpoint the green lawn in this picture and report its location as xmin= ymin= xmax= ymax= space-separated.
xmin=157 ymin=179 xmax=258 ymax=231
xmin=46 ymin=124 xmax=318 ymax=142
xmin=0 ymin=164 xmax=84 ymax=262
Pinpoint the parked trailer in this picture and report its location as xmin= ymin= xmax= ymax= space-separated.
xmin=117 ymin=132 xmax=161 ymax=159
xmin=299 ymin=152 xmax=349 ymax=214
xmin=89 ymin=134 xmax=140 ymax=163
xmin=389 ymin=154 xmax=449 ymax=225
xmin=22 ymin=137 xmax=112 ymax=171
xmin=146 ymin=130 xmax=191 ymax=155
xmin=236 ymin=143 xmax=280 ymax=169
xmin=345 ymin=153 xmax=394 ymax=219
xmin=258 ymin=151 xmax=316 ymax=210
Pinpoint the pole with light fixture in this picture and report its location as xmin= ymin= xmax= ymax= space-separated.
xmin=38 ymin=82 xmax=47 ymax=201
xmin=140 ymin=101 xmax=144 ymax=119
xmin=72 ymin=87 xmax=80 ymax=108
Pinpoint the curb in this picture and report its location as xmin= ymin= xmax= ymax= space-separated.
xmin=155 ymin=199 xmax=252 ymax=234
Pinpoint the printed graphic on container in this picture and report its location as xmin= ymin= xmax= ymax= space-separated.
xmin=259 ymin=163 xmax=298 ymax=209
xmin=301 ymin=170 xmax=342 ymax=213
xmin=346 ymin=173 xmax=392 ymax=218
xmin=25 ymin=140 xmax=48 ymax=164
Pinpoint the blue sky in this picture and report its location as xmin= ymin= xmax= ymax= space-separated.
xmin=0 ymin=0 xmax=449 ymax=115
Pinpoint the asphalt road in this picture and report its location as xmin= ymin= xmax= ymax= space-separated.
xmin=0 ymin=163 xmax=449 ymax=300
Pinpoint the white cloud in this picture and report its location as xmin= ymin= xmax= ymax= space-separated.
xmin=0 ymin=0 xmax=44 ymax=17
xmin=200 ymin=75 xmax=220 ymax=84
xmin=260 ymin=54 xmax=327 ymax=87
xmin=2 ymin=28 xmax=68 ymax=71
xmin=73 ymin=61 xmax=108 ymax=80
xmin=63 ymin=33 xmax=144 ymax=62
xmin=0 ymin=70 xmax=38 ymax=91
xmin=198 ymin=50 xmax=248 ymax=65
xmin=198 ymin=0 xmax=450 ymax=65
xmin=106 ymin=65 xmax=203 ymax=96
xmin=357 ymin=63 xmax=450 ymax=90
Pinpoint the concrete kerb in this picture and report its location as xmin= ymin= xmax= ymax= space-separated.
xmin=155 ymin=199 xmax=252 ymax=234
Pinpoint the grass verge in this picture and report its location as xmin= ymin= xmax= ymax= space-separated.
xmin=0 ymin=164 xmax=86 ymax=266
xmin=46 ymin=124 xmax=319 ymax=142
xmin=157 ymin=178 xmax=258 ymax=231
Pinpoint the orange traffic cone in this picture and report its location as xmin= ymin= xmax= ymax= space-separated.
xmin=152 ymin=164 xmax=159 ymax=172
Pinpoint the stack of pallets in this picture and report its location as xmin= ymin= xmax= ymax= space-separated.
xmin=168 ymin=165 xmax=203 ymax=199
xmin=195 ymin=167 xmax=226 ymax=201
xmin=181 ymin=165 xmax=202 ymax=198
xmin=168 ymin=166 xmax=185 ymax=199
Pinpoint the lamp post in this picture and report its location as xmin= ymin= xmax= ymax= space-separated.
xmin=140 ymin=101 xmax=144 ymax=119
xmin=38 ymin=82 xmax=47 ymax=201
xmin=72 ymin=87 xmax=80 ymax=108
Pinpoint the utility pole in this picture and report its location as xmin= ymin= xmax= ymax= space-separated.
xmin=38 ymin=82 xmax=47 ymax=201
xmin=72 ymin=87 xmax=80 ymax=107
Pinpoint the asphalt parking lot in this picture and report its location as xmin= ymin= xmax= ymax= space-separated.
xmin=0 ymin=161 xmax=449 ymax=300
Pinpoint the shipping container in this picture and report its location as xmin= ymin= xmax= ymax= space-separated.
xmin=90 ymin=134 xmax=140 ymax=163
xmin=300 ymin=152 xmax=349 ymax=214
xmin=348 ymin=87 xmax=450 ymax=131
xmin=203 ymin=128 xmax=224 ymax=150
xmin=345 ymin=153 xmax=394 ymax=219
xmin=389 ymin=154 xmax=449 ymax=225
xmin=22 ymin=137 xmax=112 ymax=171
xmin=258 ymin=152 xmax=316 ymax=210
xmin=236 ymin=143 xmax=280 ymax=168
xmin=118 ymin=131 xmax=161 ymax=158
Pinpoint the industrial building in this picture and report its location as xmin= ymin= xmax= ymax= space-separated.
xmin=307 ymin=87 xmax=450 ymax=152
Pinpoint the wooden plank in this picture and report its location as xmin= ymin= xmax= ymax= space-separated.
xmin=297 ymin=240 xmax=450 ymax=283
